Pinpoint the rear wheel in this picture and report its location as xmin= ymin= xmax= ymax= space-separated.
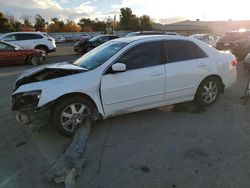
xmin=195 ymin=77 xmax=221 ymax=106
xmin=53 ymin=96 xmax=95 ymax=136
xmin=35 ymin=46 xmax=48 ymax=55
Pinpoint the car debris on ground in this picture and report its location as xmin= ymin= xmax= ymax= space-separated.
xmin=45 ymin=119 xmax=92 ymax=188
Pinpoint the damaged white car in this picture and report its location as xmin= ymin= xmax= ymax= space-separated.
xmin=12 ymin=35 xmax=237 ymax=136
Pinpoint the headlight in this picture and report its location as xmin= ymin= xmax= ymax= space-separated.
xmin=12 ymin=90 xmax=42 ymax=111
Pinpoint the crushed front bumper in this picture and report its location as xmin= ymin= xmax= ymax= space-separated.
xmin=16 ymin=107 xmax=52 ymax=132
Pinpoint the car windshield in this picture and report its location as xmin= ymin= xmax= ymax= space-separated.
xmin=73 ymin=41 xmax=127 ymax=70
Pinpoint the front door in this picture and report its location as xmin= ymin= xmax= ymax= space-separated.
xmin=101 ymin=41 xmax=166 ymax=115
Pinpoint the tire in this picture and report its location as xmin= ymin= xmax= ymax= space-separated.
xmin=53 ymin=96 xmax=95 ymax=136
xmin=35 ymin=46 xmax=48 ymax=55
xmin=195 ymin=77 xmax=221 ymax=106
xmin=27 ymin=55 xmax=39 ymax=65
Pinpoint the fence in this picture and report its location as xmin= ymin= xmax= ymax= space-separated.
xmin=48 ymin=31 xmax=131 ymax=38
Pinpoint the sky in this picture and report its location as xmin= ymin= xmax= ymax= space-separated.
xmin=0 ymin=0 xmax=250 ymax=24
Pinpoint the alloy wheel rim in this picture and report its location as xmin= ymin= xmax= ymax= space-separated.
xmin=31 ymin=57 xmax=38 ymax=65
xmin=60 ymin=103 xmax=90 ymax=132
xmin=201 ymin=81 xmax=218 ymax=104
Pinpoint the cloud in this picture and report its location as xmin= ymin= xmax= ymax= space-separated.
xmin=73 ymin=2 xmax=95 ymax=14
xmin=0 ymin=0 xmax=97 ymax=23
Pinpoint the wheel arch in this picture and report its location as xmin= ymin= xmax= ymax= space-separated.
xmin=196 ymin=74 xmax=225 ymax=94
xmin=53 ymin=92 xmax=96 ymax=109
xmin=35 ymin=45 xmax=49 ymax=51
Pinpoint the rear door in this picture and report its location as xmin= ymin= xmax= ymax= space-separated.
xmin=163 ymin=40 xmax=211 ymax=102
xmin=101 ymin=41 xmax=166 ymax=115
xmin=0 ymin=43 xmax=22 ymax=65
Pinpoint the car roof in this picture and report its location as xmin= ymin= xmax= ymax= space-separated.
xmin=126 ymin=31 xmax=178 ymax=36
xmin=114 ymin=35 xmax=185 ymax=43
xmin=0 ymin=31 xmax=43 ymax=37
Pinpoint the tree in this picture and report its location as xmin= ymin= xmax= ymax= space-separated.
xmin=5 ymin=12 xmax=22 ymax=31
xmin=139 ymin=15 xmax=153 ymax=30
xmin=20 ymin=14 xmax=34 ymax=31
xmin=34 ymin=14 xmax=47 ymax=31
xmin=92 ymin=19 xmax=106 ymax=31
xmin=63 ymin=20 xmax=80 ymax=32
xmin=0 ymin=12 xmax=13 ymax=33
xmin=47 ymin=18 xmax=65 ymax=32
xmin=77 ymin=18 xmax=93 ymax=31
xmin=119 ymin=7 xmax=140 ymax=31
xmin=119 ymin=7 xmax=133 ymax=30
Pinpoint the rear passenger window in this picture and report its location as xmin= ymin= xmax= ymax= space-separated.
xmin=117 ymin=42 xmax=160 ymax=70
xmin=164 ymin=40 xmax=207 ymax=63
xmin=16 ymin=34 xmax=32 ymax=40
xmin=16 ymin=34 xmax=43 ymax=40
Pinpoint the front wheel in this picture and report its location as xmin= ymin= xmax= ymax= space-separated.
xmin=27 ymin=55 xmax=39 ymax=65
xmin=53 ymin=96 xmax=95 ymax=136
xmin=195 ymin=77 xmax=221 ymax=106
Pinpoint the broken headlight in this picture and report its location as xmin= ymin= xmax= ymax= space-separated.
xmin=12 ymin=90 xmax=42 ymax=111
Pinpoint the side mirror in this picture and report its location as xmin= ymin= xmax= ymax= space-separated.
xmin=14 ymin=47 xmax=19 ymax=51
xmin=111 ymin=63 xmax=126 ymax=73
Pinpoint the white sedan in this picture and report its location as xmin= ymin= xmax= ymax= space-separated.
xmin=12 ymin=35 xmax=237 ymax=136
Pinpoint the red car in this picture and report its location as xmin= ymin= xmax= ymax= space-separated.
xmin=0 ymin=41 xmax=46 ymax=66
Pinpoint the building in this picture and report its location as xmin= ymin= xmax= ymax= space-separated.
xmin=154 ymin=20 xmax=250 ymax=36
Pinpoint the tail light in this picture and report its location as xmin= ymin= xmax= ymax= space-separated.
xmin=47 ymin=38 xmax=52 ymax=41
xmin=231 ymin=59 xmax=237 ymax=66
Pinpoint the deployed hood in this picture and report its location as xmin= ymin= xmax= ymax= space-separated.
xmin=15 ymin=62 xmax=87 ymax=90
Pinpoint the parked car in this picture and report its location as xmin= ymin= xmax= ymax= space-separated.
xmin=216 ymin=31 xmax=250 ymax=59
xmin=0 ymin=41 xmax=46 ymax=66
xmin=125 ymin=31 xmax=179 ymax=37
xmin=0 ymin=32 xmax=56 ymax=54
xmin=189 ymin=34 xmax=218 ymax=47
xmin=54 ymin=36 xmax=66 ymax=43
xmin=81 ymin=34 xmax=92 ymax=40
xmin=64 ymin=35 xmax=83 ymax=42
xmin=74 ymin=34 xmax=119 ymax=53
xmin=12 ymin=35 xmax=237 ymax=136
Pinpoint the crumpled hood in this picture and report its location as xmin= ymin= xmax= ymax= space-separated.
xmin=16 ymin=62 xmax=86 ymax=82
xmin=14 ymin=62 xmax=88 ymax=91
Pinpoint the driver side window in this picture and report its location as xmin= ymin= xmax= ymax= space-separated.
xmin=117 ymin=41 xmax=160 ymax=70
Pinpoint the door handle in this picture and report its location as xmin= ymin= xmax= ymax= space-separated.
xmin=151 ymin=72 xmax=163 ymax=76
